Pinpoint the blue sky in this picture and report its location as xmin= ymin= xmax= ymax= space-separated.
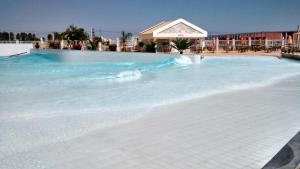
xmin=0 ymin=0 xmax=299 ymax=38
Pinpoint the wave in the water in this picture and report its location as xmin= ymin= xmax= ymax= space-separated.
xmin=114 ymin=70 xmax=142 ymax=82
xmin=82 ymin=56 xmax=195 ymax=82
xmin=111 ymin=56 xmax=194 ymax=82
xmin=174 ymin=55 xmax=193 ymax=65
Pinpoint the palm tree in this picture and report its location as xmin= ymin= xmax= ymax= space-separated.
xmin=120 ymin=31 xmax=132 ymax=52
xmin=62 ymin=25 xmax=88 ymax=41
xmin=171 ymin=38 xmax=193 ymax=54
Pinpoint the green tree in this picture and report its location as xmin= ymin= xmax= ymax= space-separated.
xmin=2 ymin=32 xmax=9 ymax=41
xmin=120 ymin=31 xmax=132 ymax=52
xmin=9 ymin=32 xmax=14 ymax=41
xmin=20 ymin=32 xmax=27 ymax=41
xmin=47 ymin=34 xmax=53 ymax=41
xmin=16 ymin=33 xmax=20 ymax=40
xmin=171 ymin=38 xmax=193 ymax=54
xmin=62 ymin=25 xmax=88 ymax=40
xmin=53 ymin=32 xmax=62 ymax=40
xmin=28 ymin=33 xmax=33 ymax=41
xmin=32 ymin=34 xmax=39 ymax=41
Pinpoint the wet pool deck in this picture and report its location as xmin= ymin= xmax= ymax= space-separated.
xmin=282 ymin=53 xmax=300 ymax=60
xmin=263 ymin=131 xmax=300 ymax=169
xmin=1 ymin=75 xmax=300 ymax=169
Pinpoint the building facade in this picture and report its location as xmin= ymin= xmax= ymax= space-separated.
xmin=139 ymin=18 xmax=207 ymax=53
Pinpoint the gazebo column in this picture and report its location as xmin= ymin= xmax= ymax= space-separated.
xmin=201 ymin=38 xmax=205 ymax=52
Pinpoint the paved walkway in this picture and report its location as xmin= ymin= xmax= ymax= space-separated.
xmin=1 ymin=76 xmax=300 ymax=169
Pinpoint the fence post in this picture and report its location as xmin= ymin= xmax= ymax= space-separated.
xmin=248 ymin=37 xmax=251 ymax=47
xmin=116 ymin=38 xmax=121 ymax=52
xmin=60 ymin=40 xmax=64 ymax=49
xmin=232 ymin=39 xmax=236 ymax=51
xmin=265 ymin=38 xmax=268 ymax=49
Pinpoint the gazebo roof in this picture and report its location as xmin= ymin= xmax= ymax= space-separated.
xmin=139 ymin=18 xmax=207 ymax=40
xmin=140 ymin=21 xmax=172 ymax=35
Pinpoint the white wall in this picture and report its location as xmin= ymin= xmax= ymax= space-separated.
xmin=0 ymin=44 xmax=33 ymax=56
xmin=31 ymin=49 xmax=178 ymax=63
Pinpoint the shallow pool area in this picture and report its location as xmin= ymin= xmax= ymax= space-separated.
xmin=1 ymin=50 xmax=300 ymax=155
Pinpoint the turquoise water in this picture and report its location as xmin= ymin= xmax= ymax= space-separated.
xmin=1 ymin=51 xmax=300 ymax=153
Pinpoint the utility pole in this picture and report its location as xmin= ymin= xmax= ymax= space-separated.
xmin=90 ymin=27 xmax=95 ymax=41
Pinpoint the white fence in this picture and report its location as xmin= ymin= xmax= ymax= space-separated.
xmin=0 ymin=42 xmax=33 ymax=56
xmin=201 ymin=39 xmax=296 ymax=53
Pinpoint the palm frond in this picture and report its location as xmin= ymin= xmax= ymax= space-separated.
xmin=171 ymin=38 xmax=193 ymax=54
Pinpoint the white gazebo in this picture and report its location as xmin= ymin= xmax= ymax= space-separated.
xmin=139 ymin=18 xmax=208 ymax=52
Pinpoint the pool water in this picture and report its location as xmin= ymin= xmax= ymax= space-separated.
xmin=1 ymin=51 xmax=300 ymax=154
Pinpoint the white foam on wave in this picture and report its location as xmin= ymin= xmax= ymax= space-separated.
xmin=174 ymin=55 xmax=193 ymax=65
xmin=192 ymin=55 xmax=203 ymax=64
xmin=114 ymin=70 xmax=142 ymax=82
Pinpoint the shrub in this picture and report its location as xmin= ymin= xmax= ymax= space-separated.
xmin=109 ymin=44 xmax=117 ymax=51
xmin=171 ymin=38 xmax=192 ymax=54
xmin=48 ymin=41 xmax=60 ymax=49
xmin=72 ymin=44 xmax=82 ymax=50
xmin=138 ymin=41 xmax=144 ymax=48
xmin=34 ymin=42 xmax=40 ymax=49
xmin=144 ymin=42 xmax=156 ymax=53
xmin=159 ymin=41 xmax=170 ymax=52
xmin=86 ymin=40 xmax=98 ymax=50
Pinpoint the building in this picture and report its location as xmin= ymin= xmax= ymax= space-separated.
xmin=139 ymin=18 xmax=207 ymax=52
xmin=208 ymin=31 xmax=296 ymax=41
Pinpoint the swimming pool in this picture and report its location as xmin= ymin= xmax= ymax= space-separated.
xmin=1 ymin=50 xmax=300 ymax=154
